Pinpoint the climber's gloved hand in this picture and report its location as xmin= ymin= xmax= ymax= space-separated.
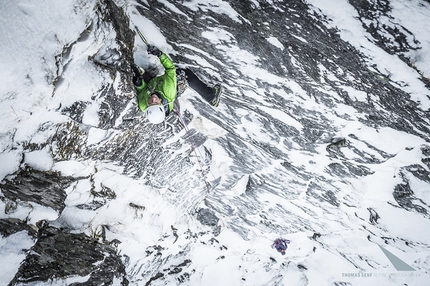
xmin=132 ymin=64 xmax=144 ymax=86
xmin=147 ymin=45 xmax=162 ymax=57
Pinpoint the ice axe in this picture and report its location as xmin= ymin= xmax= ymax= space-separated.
xmin=135 ymin=25 xmax=149 ymax=46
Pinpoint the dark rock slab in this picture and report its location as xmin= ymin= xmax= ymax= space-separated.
xmin=9 ymin=226 xmax=128 ymax=286
xmin=0 ymin=218 xmax=37 ymax=238
xmin=0 ymin=167 xmax=78 ymax=213
xmin=393 ymin=182 xmax=428 ymax=215
xmin=196 ymin=208 xmax=219 ymax=226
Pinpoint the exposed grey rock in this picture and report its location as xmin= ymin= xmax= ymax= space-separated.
xmin=0 ymin=218 xmax=37 ymax=238
xmin=367 ymin=207 xmax=380 ymax=224
xmin=9 ymin=226 xmax=128 ymax=286
xmin=0 ymin=167 xmax=76 ymax=213
xmin=405 ymin=163 xmax=430 ymax=184
xmin=393 ymin=182 xmax=428 ymax=215
xmin=306 ymin=181 xmax=340 ymax=207
xmin=196 ymin=208 xmax=219 ymax=226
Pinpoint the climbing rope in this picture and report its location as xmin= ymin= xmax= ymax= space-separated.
xmin=173 ymin=103 xmax=213 ymax=193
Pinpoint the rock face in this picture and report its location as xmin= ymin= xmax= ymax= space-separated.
xmin=1 ymin=0 xmax=430 ymax=285
xmin=1 ymin=0 xmax=134 ymax=285
xmin=9 ymin=226 xmax=128 ymax=286
xmin=1 ymin=168 xmax=73 ymax=213
xmin=0 ymin=218 xmax=37 ymax=238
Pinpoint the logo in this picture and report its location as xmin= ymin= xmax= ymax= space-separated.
xmin=378 ymin=245 xmax=415 ymax=271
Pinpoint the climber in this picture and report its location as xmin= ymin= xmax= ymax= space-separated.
xmin=132 ymin=45 xmax=222 ymax=124
xmin=272 ymin=238 xmax=290 ymax=255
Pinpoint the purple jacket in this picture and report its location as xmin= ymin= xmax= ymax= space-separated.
xmin=272 ymin=239 xmax=290 ymax=255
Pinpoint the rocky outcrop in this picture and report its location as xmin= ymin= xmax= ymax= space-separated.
xmin=0 ymin=0 xmax=135 ymax=285
xmin=9 ymin=226 xmax=128 ymax=286
xmin=1 ymin=167 xmax=75 ymax=213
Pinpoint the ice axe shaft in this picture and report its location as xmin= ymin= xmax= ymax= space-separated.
xmin=135 ymin=26 xmax=149 ymax=46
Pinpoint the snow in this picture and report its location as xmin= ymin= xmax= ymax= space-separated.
xmin=87 ymin=127 xmax=110 ymax=145
xmin=307 ymin=0 xmax=430 ymax=110
xmin=389 ymin=0 xmax=430 ymax=77
xmin=340 ymin=125 xmax=427 ymax=155
xmin=341 ymin=85 xmax=368 ymax=102
xmin=181 ymin=0 xmax=243 ymax=23
xmin=266 ymin=36 xmax=284 ymax=50
xmin=192 ymin=115 xmax=226 ymax=139
xmin=82 ymin=101 xmax=101 ymax=126
xmin=52 ymin=160 xmax=95 ymax=177
xmin=0 ymin=149 xmax=21 ymax=181
xmin=0 ymin=231 xmax=35 ymax=284
xmin=1 ymin=0 xmax=430 ymax=285
xmin=24 ymin=148 xmax=54 ymax=171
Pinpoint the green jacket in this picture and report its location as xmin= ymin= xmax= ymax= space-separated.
xmin=136 ymin=53 xmax=177 ymax=113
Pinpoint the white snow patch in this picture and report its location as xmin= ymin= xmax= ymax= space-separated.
xmin=158 ymin=0 xmax=189 ymax=18
xmin=24 ymin=148 xmax=53 ymax=171
xmin=181 ymin=0 xmax=243 ymax=23
xmin=0 ymin=149 xmax=21 ymax=180
xmin=52 ymin=160 xmax=95 ymax=177
xmin=0 ymin=231 xmax=35 ymax=286
xmin=266 ymin=36 xmax=284 ymax=50
xmin=390 ymin=0 xmax=430 ymax=78
xmin=129 ymin=8 xmax=175 ymax=56
xmin=202 ymin=28 xmax=236 ymax=45
xmin=27 ymin=205 xmax=61 ymax=225
xmin=260 ymin=105 xmax=303 ymax=131
xmin=192 ymin=116 xmax=226 ymax=139
xmin=82 ymin=102 xmax=101 ymax=127
xmin=230 ymin=174 xmax=250 ymax=195
xmin=291 ymin=34 xmax=308 ymax=43
xmin=205 ymin=139 xmax=233 ymax=179
xmin=87 ymin=127 xmax=109 ymax=145
xmin=341 ymin=85 xmax=368 ymax=102
xmin=340 ymin=125 xmax=426 ymax=155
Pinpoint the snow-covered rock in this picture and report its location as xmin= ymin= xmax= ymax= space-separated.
xmin=1 ymin=0 xmax=429 ymax=285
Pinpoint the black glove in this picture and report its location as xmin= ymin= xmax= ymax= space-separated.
xmin=132 ymin=64 xmax=144 ymax=86
xmin=147 ymin=45 xmax=162 ymax=57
